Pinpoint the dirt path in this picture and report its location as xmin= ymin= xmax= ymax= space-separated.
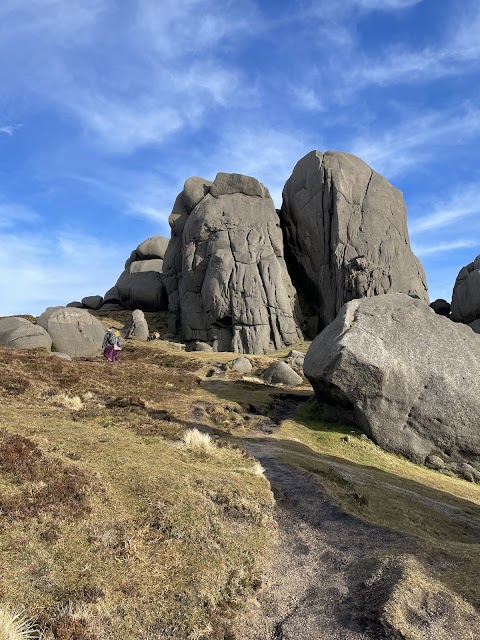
xmin=234 ymin=440 xmax=402 ymax=640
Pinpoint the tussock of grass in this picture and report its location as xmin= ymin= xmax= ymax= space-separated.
xmin=181 ymin=428 xmax=215 ymax=454
xmin=48 ymin=392 xmax=84 ymax=411
xmin=0 ymin=605 xmax=43 ymax=640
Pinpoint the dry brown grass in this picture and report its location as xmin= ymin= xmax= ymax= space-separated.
xmin=0 ymin=342 xmax=274 ymax=639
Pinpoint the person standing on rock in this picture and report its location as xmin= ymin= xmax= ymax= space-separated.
xmin=102 ymin=327 xmax=116 ymax=362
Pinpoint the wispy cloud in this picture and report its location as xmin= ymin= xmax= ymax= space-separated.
xmin=0 ymin=229 xmax=126 ymax=316
xmin=350 ymin=104 xmax=480 ymax=178
xmin=0 ymin=123 xmax=22 ymax=136
xmin=410 ymin=187 xmax=480 ymax=234
xmin=352 ymin=0 xmax=422 ymax=10
xmin=0 ymin=201 xmax=39 ymax=227
xmin=412 ymin=239 xmax=478 ymax=257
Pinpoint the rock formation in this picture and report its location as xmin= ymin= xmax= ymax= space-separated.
xmin=0 ymin=317 xmax=52 ymax=351
xmin=450 ymin=255 xmax=480 ymax=324
xmin=304 ymin=294 xmax=480 ymax=479
xmin=280 ymin=150 xmax=429 ymax=334
xmin=163 ymin=173 xmax=302 ymax=354
xmin=121 ymin=309 xmax=149 ymax=341
xmin=37 ymin=307 xmax=105 ymax=358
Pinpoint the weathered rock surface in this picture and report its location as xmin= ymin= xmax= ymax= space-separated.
xmin=0 ymin=317 xmax=52 ymax=351
xmin=121 ymin=309 xmax=149 ymax=341
xmin=451 ymin=256 xmax=480 ymax=323
xmin=430 ymin=298 xmax=451 ymax=316
xmin=115 ymin=270 xmax=166 ymax=311
xmin=231 ymin=356 xmax=253 ymax=374
xmin=163 ymin=172 xmax=302 ymax=354
xmin=263 ymin=361 xmax=303 ymax=386
xmin=304 ymin=294 xmax=480 ymax=476
xmin=280 ymin=150 xmax=428 ymax=332
xmin=37 ymin=307 xmax=105 ymax=358
xmin=469 ymin=319 xmax=480 ymax=334
xmin=99 ymin=235 xmax=169 ymax=312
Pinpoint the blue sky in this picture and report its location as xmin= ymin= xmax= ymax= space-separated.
xmin=1 ymin=0 xmax=480 ymax=316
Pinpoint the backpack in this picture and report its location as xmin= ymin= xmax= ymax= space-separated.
xmin=116 ymin=336 xmax=123 ymax=347
xmin=106 ymin=332 xmax=117 ymax=346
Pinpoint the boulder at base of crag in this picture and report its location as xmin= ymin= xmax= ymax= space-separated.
xmin=304 ymin=293 xmax=480 ymax=479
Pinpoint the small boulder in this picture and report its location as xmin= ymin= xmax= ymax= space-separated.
xmin=48 ymin=352 xmax=72 ymax=360
xmin=66 ymin=301 xmax=84 ymax=308
xmin=37 ymin=307 xmax=105 ymax=358
xmin=425 ymin=455 xmax=445 ymax=470
xmin=0 ymin=317 xmax=52 ymax=351
xmin=121 ymin=309 xmax=149 ymax=341
xmin=231 ymin=357 xmax=253 ymax=374
xmin=263 ymin=361 xmax=303 ymax=386
xmin=186 ymin=341 xmax=213 ymax=352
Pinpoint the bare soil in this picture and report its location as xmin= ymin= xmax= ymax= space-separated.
xmin=234 ymin=439 xmax=402 ymax=639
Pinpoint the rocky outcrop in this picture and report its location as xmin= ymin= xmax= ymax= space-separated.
xmin=163 ymin=173 xmax=302 ymax=354
xmin=280 ymin=151 xmax=428 ymax=333
xmin=101 ymin=235 xmax=169 ymax=312
xmin=37 ymin=307 xmax=105 ymax=358
xmin=451 ymin=255 xmax=480 ymax=323
xmin=304 ymin=294 xmax=480 ymax=479
xmin=0 ymin=317 xmax=52 ymax=351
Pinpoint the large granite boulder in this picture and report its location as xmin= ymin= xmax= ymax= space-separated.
xmin=37 ymin=307 xmax=105 ymax=358
xmin=163 ymin=172 xmax=302 ymax=353
xmin=451 ymin=256 xmax=480 ymax=323
xmin=0 ymin=317 xmax=52 ymax=351
xmin=304 ymin=294 xmax=480 ymax=477
xmin=280 ymin=151 xmax=429 ymax=333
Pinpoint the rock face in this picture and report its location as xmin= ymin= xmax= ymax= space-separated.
xmin=451 ymin=256 xmax=480 ymax=323
xmin=304 ymin=294 xmax=480 ymax=476
xmin=280 ymin=150 xmax=428 ymax=333
xmin=37 ymin=307 xmax=105 ymax=358
xmin=0 ymin=317 xmax=52 ymax=351
xmin=163 ymin=173 xmax=302 ymax=354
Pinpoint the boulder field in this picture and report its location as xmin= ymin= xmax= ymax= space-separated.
xmin=303 ymin=294 xmax=480 ymax=479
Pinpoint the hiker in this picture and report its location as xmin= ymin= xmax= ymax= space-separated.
xmin=112 ymin=330 xmax=123 ymax=362
xmin=102 ymin=327 xmax=120 ymax=362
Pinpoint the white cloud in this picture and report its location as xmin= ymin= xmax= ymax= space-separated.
xmin=0 ymin=0 xmax=260 ymax=155
xmin=0 ymin=123 xmax=23 ymax=136
xmin=353 ymin=0 xmax=422 ymax=9
xmin=0 ymin=201 xmax=39 ymax=227
xmin=412 ymin=239 xmax=478 ymax=257
xmin=0 ymin=229 xmax=126 ymax=316
xmin=350 ymin=105 xmax=480 ymax=178
xmin=410 ymin=187 xmax=480 ymax=235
